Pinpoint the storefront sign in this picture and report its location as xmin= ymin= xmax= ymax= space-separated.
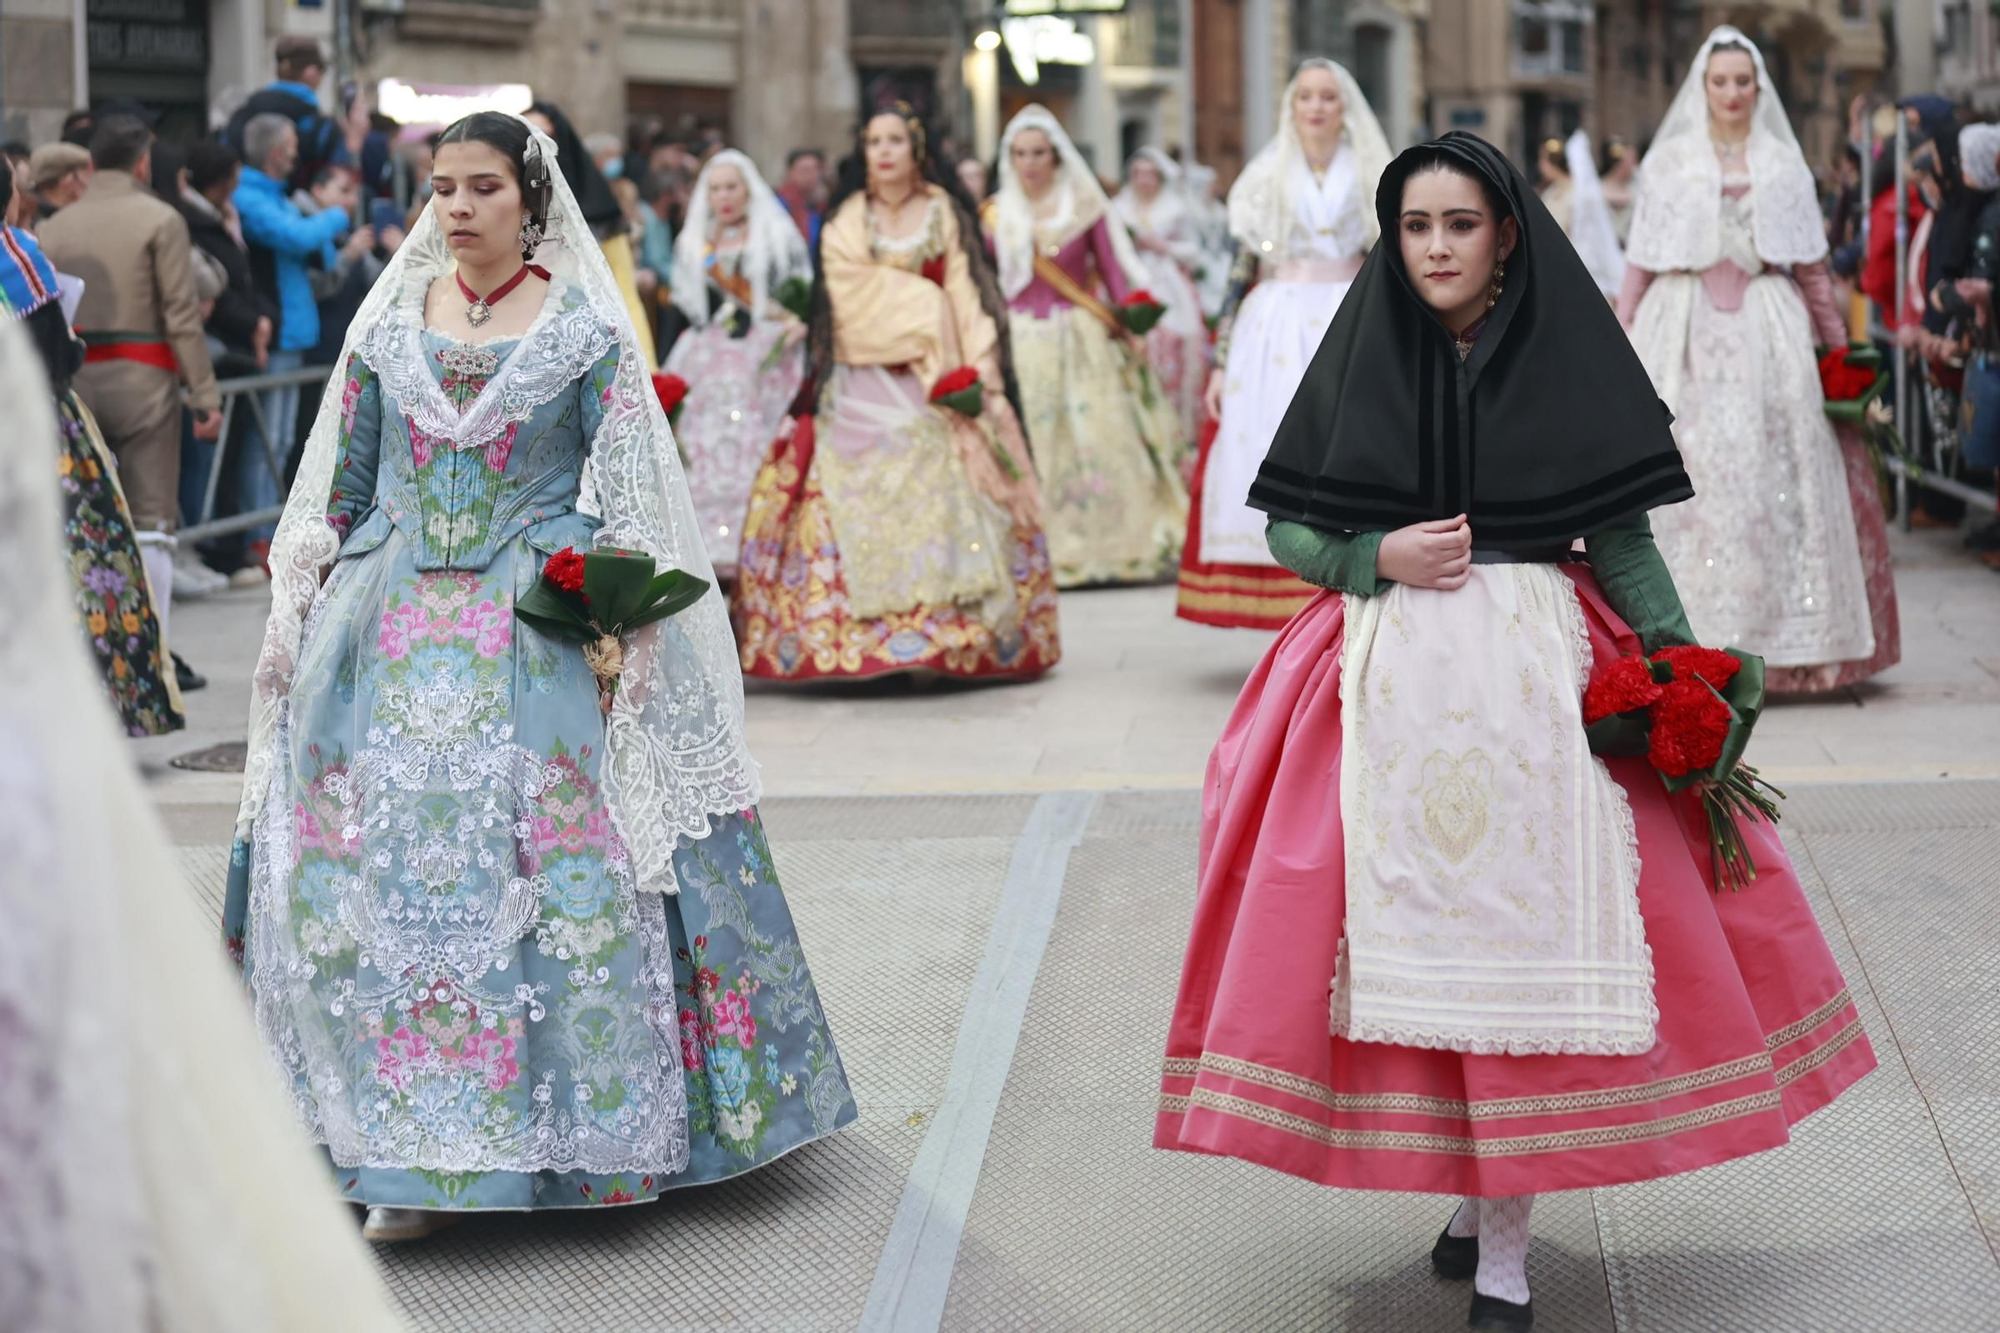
xmin=86 ymin=0 xmax=206 ymax=74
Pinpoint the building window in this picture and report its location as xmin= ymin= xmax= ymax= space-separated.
xmin=1513 ymin=0 xmax=1589 ymax=79
xmin=1939 ymin=2 xmax=1971 ymax=60
xmin=1838 ymin=0 xmax=1869 ymax=23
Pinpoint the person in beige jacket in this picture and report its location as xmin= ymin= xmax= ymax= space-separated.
xmin=40 ymin=115 xmax=222 ymax=680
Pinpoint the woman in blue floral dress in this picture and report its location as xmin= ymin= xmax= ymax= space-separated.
xmin=221 ymin=112 xmax=853 ymax=1242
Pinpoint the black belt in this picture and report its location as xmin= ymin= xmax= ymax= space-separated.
xmin=1469 ymin=547 xmax=1579 ymax=565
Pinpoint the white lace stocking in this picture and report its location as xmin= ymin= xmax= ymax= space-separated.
xmin=1474 ymin=1194 xmax=1535 ymax=1304
xmin=1447 ymin=1197 xmax=1481 ymax=1238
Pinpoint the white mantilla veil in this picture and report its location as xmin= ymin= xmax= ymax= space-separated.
xmin=1112 ymin=146 xmax=1191 ymax=241
xmin=1227 ymin=57 xmax=1391 ymax=256
xmin=235 ymin=113 xmax=759 ymax=895
xmin=0 ymin=319 xmax=407 ymax=1330
xmin=670 ymin=148 xmax=812 ymax=326
xmin=1625 ymin=24 xmax=1827 ymax=270
xmin=993 ymin=103 xmax=1148 ymax=300
xmin=1564 ymin=128 xmax=1627 ymax=297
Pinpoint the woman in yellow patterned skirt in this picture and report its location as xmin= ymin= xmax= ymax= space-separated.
xmin=731 ymin=104 xmax=1060 ymax=682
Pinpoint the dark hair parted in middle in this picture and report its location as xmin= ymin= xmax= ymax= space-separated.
xmin=436 ymin=112 xmax=555 ymax=258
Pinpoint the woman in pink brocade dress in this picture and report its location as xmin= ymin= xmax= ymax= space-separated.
xmin=987 ymin=105 xmax=1188 ymax=588
xmin=1620 ymin=26 xmax=1898 ymax=694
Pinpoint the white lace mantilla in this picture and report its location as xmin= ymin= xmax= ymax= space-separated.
xmin=236 ymin=116 xmax=760 ymax=896
xmin=1227 ymin=58 xmax=1389 ymax=259
xmin=1333 ymin=565 xmax=1658 ymax=1057
xmin=1625 ymin=25 xmax=1828 ymax=272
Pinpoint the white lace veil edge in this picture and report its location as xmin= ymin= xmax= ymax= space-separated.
xmin=234 ymin=113 xmax=759 ymax=886
xmin=993 ymin=104 xmax=1149 ymax=301
xmin=669 ymin=148 xmax=812 ymax=326
xmin=0 ymin=317 xmax=411 ymax=1332
xmin=1625 ymin=24 xmax=1827 ymax=269
xmin=1563 ymin=129 xmax=1628 ymax=297
xmin=1227 ymin=58 xmax=1391 ymax=255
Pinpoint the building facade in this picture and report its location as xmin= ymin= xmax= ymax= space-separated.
xmin=1937 ymin=0 xmax=2000 ymax=114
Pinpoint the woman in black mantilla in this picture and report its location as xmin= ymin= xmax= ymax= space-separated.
xmin=1154 ymin=133 xmax=1874 ymax=1331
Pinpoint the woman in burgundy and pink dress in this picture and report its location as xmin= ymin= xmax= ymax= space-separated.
xmin=987 ymin=105 xmax=1188 ymax=587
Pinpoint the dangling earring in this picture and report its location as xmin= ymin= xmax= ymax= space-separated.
xmin=1485 ymin=258 xmax=1506 ymax=311
xmin=518 ymin=216 xmax=544 ymax=258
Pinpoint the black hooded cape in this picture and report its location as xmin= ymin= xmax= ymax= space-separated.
xmin=1249 ymin=131 xmax=1693 ymax=549
xmin=527 ymin=100 xmax=623 ymax=236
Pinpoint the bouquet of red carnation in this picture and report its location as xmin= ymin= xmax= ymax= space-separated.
xmin=517 ymin=546 xmax=710 ymax=713
xmin=1818 ymin=345 xmax=1882 ymax=409
xmin=653 ymin=372 xmax=690 ymax=427
xmin=930 ymin=365 xmax=984 ymax=417
xmin=1118 ymin=290 xmax=1167 ymax=336
xmin=1584 ymin=644 xmax=1784 ymax=892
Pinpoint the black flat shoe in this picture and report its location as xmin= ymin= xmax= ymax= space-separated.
xmin=1468 ymin=1292 xmax=1533 ymax=1330
xmin=1431 ymin=1225 xmax=1479 ymax=1280
xmin=173 ymin=653 xmax=207 ymax=693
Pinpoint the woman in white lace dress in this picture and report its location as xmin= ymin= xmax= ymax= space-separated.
xmin=1176 ymin=59 xmax=1389 ymax=630
xmin=1620 ymin=26 xmax=1898 ymax=692
xmin=663 ymin=150 xmax=811 ymax=576
xmin=0 ymin=315 xmax=407 ymax=1332
xmin=1113 ymin=147 xmax=1211 ymax=444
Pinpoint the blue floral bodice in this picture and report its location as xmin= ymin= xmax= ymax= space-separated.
xmin=329 ymin=324 xmax=620 ymax=571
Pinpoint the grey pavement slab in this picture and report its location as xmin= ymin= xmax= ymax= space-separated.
xmin=169 ymin=782 xmax=1999 ymax=1330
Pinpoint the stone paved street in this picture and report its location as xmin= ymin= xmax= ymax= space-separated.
xmin=144 ymin=527 xmax=2000 ymax=1332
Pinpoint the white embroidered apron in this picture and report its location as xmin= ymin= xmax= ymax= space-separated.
xmin=1333 ymin=563 xmax=1658 ymax=1056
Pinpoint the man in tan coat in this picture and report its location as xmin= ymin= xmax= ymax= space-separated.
xmin=40 ymin=115 xmax=222 ymax=679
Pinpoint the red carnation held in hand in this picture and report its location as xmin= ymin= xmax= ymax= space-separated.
xmin=1123 ymin=290 xmax=1160 ymax=307
xmin=544 ymin=546 xmax=587 ymax=594
xmin=1647 ymin=678 xmax=1733 ymax=777
xmin=1583 ymin=654 xmax=1664 ymax=725
xmin=1817 ymin=348 xmax=1874 ymax=402
xmin=931 ymin=365 xmax=981 ymax=399
xmin=1651 ymin=645 xmax=1742 ymax=689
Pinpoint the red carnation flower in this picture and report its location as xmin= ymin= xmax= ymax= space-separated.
xmin=1817 ymin=348 xmax=1874 ymax=402
xmin=1650 ymin=645 xmax=1742 ymax=690
xmin=653 ymin=371 xmax=689 ymax=415
xmin=544 ymin=546 xmax=587 ymax=594
xmin=1123 ymin=290 xmax=1160 ymax=307
xmin=1583 ymin=654 xmax=1664 ymax=725
xmin=1647 ymin=678 xmax=1733 ymax=777
xmin=931 ymin=365 xmax=981 ymax=399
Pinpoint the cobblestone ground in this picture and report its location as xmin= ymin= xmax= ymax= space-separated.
xmin=147 ymin=527 xmax=2000 ymax=1332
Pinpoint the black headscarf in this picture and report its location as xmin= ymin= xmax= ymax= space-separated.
xmin=1251 ymin=132 xmax=1691 ymax=549
xmin=527 ymin=100 xmax=622 ymax=236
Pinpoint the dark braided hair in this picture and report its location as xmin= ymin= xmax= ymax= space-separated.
xmin=804 ymin=104 xmax=1029 ymax=444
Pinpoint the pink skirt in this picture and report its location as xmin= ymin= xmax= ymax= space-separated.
xmin=1155 ymin=569 xmax=1876 ymax=1196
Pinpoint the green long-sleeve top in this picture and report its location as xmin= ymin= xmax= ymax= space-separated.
xmin=1266 ymin=516 xmax=1696 ymax=653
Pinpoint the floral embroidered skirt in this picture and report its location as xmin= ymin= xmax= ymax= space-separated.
xmin=221 ymin=529 xmax=854 ymax=1211
xmin=1010 ymin=306 xmax=1188 ymax=587
xmin=1764 ymin=422 xmax=1902 ymax=694
xmin=57 ymin=388 xmax=182 ymax=735
xmin=1156 ymin=570 xmax=1875 ymax=1196
xmin=1175 ymin=417 xmax=1315 ymax=631
xmin=732 ymin=381 xmax=1062 ymax=683
xmin=663 ymin=319 xmax=806 ymax=577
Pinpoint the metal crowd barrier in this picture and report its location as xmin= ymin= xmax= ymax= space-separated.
xmin=177 ymin=362 xmax=331 ymax=543
xmin=1867 ymin=106 xmax=1999 ymax=526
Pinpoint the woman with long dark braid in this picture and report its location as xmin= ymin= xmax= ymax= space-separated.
xmin=732 ymin=103 xmax=1060 ymax=682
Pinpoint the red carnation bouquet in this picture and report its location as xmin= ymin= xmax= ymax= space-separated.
xmin=653 ymin=372 xmax=690 ymax=427
xmin=517 ymin=546 xmax=711 ymax=713
xmin=1817 ymin=346 xmax=1878 ymax=404
xmin=930 ymin=364 xmax=984 ymax=417
xmin=1118 ymin=289 xmax=1168 ymax=336
xmin=1583 ymin=644 xmax=1784 ymax=892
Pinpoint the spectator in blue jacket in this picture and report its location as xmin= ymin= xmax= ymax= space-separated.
xmin=232 ymin=111 xmax=360 ymax=572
